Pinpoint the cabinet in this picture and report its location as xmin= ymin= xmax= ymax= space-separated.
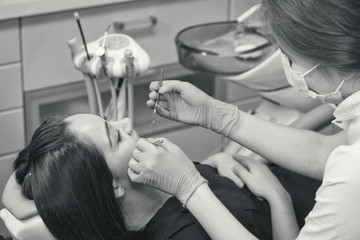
xmin=0 ymin=19 xmax=22 ymax=238
xmin=0 ymin=20 xmax=20 ymax=64
xmin=22 ymin=0 xmax=228 ymax=91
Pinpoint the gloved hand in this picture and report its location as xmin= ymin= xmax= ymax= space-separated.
xmin=232 ymin=154 xmax=286 ymax=200
xmin=202 ymin=152 xmax=245 ymax=188
xmin=147 ymin=80 xmax=240 ymax=136
xmin=128 ymin=138 xmax=208 ymax=207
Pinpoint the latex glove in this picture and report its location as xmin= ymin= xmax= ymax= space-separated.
xmin=128 ymin=138 xmax=208 ymax=207
xmin=232 ymin=154 xmax=286 ymax=200
xmin=147 ymin=80 xmax=240 ymax=136
xmin=202 ymin=152 xmax=245 ymax=188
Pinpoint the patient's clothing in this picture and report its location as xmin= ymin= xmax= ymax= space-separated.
xmin=143 ymin=163 xmax=320 ymax=240
xmin=297 ymin=90 xmax=360 ymax=240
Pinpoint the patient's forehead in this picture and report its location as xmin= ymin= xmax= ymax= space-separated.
xmin=66 ymin=114 xmax=108 ymax=144
xmin=66 ymin=114 xmax=102 ymax=130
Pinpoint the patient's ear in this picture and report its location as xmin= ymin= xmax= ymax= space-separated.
xmin=112 ymin=179 xmax=125 ymax=198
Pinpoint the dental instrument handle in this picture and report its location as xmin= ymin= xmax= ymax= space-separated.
xmin=92 ymin=76 xmax=104 ymax=118
xmin=150 ymin=69 xmax=164 ymax=126
xmin=74 ymin=12 xmax=104 ymax=117
xmin=83 ymin=74 xmax=100 ymax=115
xmin=98 ymin=47 xmax=118 ymax=121
xmin=155 ymin=69 xmax=164 ymax=107
xmin=67 ymin=37 xmax=100 ymax=116
xmin=74 ymin=12 xmax=91 ymax=61
xmin=125 ymin=49 xmax=135 ymax=127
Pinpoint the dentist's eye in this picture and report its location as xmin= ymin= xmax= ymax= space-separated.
xmin=116 ymin=130 xmax=122 ymax=143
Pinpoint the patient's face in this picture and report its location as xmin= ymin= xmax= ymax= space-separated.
xmin=66 ymin=114 xmax=139 ymax=181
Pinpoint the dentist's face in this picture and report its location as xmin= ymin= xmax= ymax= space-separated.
xmin=66 ymin=114 xmax=139 ymax=181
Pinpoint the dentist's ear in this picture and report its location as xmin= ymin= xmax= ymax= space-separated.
xmin=113 ymin=179 xmax=125 ymax=198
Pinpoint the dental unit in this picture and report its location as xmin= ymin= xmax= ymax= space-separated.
xmin=69 ymin=12 xmax=151 ymax=124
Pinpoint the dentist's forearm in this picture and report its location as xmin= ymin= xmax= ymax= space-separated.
xmin=186 ymin=184 xmax=258 ymax=240
xmin=227 ymin=109 xmax=346 ymax=179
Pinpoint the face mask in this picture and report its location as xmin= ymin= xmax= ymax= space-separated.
xmin=281 ymin=53 xmax=346 ymax=105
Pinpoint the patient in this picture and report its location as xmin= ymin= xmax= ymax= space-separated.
xmin=2 ymin=114 xmax=319 ymax=240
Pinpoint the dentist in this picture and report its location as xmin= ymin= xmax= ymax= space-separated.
xmin=128 ymin=0 xmax=360 ymax=239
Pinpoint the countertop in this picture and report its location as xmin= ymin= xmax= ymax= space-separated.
xmin=0 ymin=0 xmax=139 ymax=21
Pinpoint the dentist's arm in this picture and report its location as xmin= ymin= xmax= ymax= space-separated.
xmin=227 ymin=110 xmax=346 ymax=180
xmin=233 ymin=155 xmax=299 ymax=240
xmin=148 ymin=80 xmax=347 ymax=180
xmin=128 ymin=138 xmax=257 ymax=240
xmin=186 ymin=184 xmax=257 ymax=240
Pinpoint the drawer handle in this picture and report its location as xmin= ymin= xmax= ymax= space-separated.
xmin=113 ymin=16 xmax=157 ymax=31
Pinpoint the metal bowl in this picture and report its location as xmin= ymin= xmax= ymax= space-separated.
xmin=175 ymin=21 xmax=277 ymax=75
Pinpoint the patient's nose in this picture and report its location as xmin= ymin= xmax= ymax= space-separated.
xmin=116 ymin=118 xmax=132 ymax=135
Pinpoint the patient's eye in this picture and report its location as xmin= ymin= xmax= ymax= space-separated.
xmin=116 ymin=130 xmax=122 ymax=143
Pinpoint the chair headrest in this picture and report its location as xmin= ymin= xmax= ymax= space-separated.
xmin=0 ymin=208 xmax=55 ymax=240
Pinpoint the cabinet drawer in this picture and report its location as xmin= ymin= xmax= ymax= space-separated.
xmin=22 ymin=0 xmax=228 ymax=91
xmin=0 ymin=109 xmax=25 ymax=155
xmin=0 ymin=20 xmax=20 ymax=65
xmin=0 ymin=63 xmax=22 ymax=110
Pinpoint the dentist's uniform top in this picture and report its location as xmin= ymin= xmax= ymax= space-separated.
xmin=297 ymin=90 xmax=360 ymax=239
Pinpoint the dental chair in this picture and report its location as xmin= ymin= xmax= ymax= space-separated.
xmin=0 ymin=209 xmax=54 ymax=240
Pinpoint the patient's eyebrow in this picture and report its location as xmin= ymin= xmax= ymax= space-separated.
xmin=104 ymin=121 xmax=112 ymax=147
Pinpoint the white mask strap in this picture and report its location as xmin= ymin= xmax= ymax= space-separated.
xmin=333 ymin=73 xmax=353 ymax=93
xmin=301 ymin=63 xmax=320 ymax=77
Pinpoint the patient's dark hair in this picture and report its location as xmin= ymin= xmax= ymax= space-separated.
xmin=261 ymin=0 xmax=360 ymax=73
xmin=13 ymin=115 xmax=146 ymax=240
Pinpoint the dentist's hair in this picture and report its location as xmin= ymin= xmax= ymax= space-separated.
xmin=261 ymin=0 xmax=360 ymax=72
xmin=13 ymin=115 xmax=146 ymax=240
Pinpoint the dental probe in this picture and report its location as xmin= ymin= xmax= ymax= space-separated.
xmin=151 ymin=69 xmax=164 ymax=126
xmin=96 ymin=25 xmax=117 ymax=120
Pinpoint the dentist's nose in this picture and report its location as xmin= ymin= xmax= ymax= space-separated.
xmin=116 ymin=117 xmax=132 ymax=135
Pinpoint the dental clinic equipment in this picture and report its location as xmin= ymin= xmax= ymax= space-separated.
xmin=151 ymin=68 xmax=164 ymax=126
xmin=74 ymin=12 xmax=104 ymax=118
xmin=68 ymin=14 xmax=150 ymax=123
xmin=175 ymin=4 xmax=335 ymax=160
xmin=96 ymin=25 xmax=118 ymax=120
